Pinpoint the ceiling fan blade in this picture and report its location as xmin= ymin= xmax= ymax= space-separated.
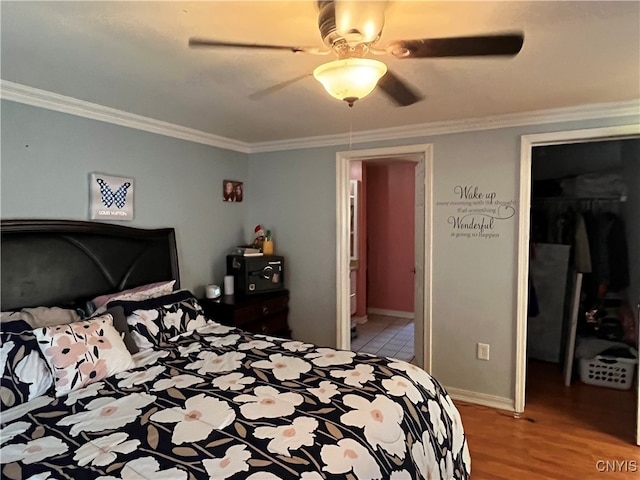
xmin=189 ymin=38 xmax=311 ymax=53
xmin=248 ymin=74 xmax=312 ymax=100
xmin=377 ymin=70 xmax=423 ymax=107
xmin=388 ymin=33 xmax=524 ymax=58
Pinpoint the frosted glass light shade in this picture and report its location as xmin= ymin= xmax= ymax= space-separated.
xmin=313 ymin=58 xmax=387 ymax=106
xmin=335 ymin=1 xmax=386 ymax=44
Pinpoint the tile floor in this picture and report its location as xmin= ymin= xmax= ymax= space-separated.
xmin=350 ymin=314 xmax=415 ymax=363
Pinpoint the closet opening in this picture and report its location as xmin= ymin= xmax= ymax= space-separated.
xmin=524 ymin=136 xmax=639 ymax=445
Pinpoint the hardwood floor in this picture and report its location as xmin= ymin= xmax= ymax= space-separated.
xmin=457 ymin=360 xmax=639 ymax=479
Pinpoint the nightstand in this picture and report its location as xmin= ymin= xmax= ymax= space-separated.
xmin=199 ymin=289 xmax=290 ymax=338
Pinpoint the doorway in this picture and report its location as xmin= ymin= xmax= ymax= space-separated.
xmin=515 ymin=125 xmax=640 ymax=445
xmin=350 ymin=158 xmax=419 ymax=363
xmin=336 ymin=143 xmax=433 ymax=371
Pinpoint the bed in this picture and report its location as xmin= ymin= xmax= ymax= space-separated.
xmin=0 ymin=219 xmax=470 ymax=480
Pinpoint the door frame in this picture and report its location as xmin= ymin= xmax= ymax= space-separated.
xmin=515 ymin=124 xmax=640 ymax=414
xmin=336 ymin=143 xmax=433 ymax=372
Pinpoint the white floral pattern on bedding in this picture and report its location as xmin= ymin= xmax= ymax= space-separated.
xmin=0 ymin=330 xmax=53 ymax=409
xmin=0 ymin=322 xmax=470 ymax=480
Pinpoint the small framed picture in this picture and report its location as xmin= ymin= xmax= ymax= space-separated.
xmin=223 ymin=180 xmax=243 ymax=203
xmin=90 ymin=173 xmax=134 ymax=221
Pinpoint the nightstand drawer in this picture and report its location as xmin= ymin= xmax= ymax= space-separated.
xmin=198 ymin=290 xmax=290 ymax=338
xmin=233 ymin=295 xmax=288 ymax=325
xmin=245 ymin=311 xmax=289 ymax=336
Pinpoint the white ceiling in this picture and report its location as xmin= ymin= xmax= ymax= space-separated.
xmin=1 ymin=1 xmax=639 ymax=145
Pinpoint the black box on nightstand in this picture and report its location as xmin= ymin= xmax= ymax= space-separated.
xmin=226 ymin=255 xmax=285 ymax=296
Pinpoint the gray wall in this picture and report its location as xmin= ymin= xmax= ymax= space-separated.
xmin=2 ymin=98 xmax=638 ymax=402
xmin=249 ymin=116 xmax=639 ymax=401
xmin=246 ymin=146 xmax=338 ymax=347
xmin=0 ymin=100 xmax=249 ymax=296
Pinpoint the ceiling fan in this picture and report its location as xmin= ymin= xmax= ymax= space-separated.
xmin=189 ymin=1 xmax=524 ymax=107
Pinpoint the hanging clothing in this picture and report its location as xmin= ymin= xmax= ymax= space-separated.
xmin=531 ymin=199 xmax=630 ymax=303
xmin=585 ymin=211 xmax=630 ymax=296
xmin=605 ymin=213 xmax=630 ymax=292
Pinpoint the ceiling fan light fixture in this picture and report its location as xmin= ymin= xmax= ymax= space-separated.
xmin=335 ymin=1 xmax=386 ymax=44
xmin=313 ymin=58 xmax=387 ymax=106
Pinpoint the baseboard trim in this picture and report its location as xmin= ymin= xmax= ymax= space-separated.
xmin=367 ymin=308 xmax=414 ymax=319
xmin=445 ymin=386 xmax=514 ymax=412
xmin=352 ymin=315 xmax=368 ymax=324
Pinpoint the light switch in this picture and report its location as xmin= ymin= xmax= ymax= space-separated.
xmin=477 ymin=343 xmax=490 ymax=361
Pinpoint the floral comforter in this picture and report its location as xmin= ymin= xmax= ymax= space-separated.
xmin=0 ymin=323 xmax=470 ymax=480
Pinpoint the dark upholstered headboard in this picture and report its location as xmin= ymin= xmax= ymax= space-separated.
xmin=1 ymin=219 xmax=180 ymax=311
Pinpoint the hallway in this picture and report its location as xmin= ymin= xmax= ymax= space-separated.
xmin=351 ymin=314 xmax=415 ymax=363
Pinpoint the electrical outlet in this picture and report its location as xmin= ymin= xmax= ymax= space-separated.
xmin=477 ymin=343 xmax=490 ymax=361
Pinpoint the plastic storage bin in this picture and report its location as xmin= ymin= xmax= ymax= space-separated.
xmin=579 ymin=355 xmax=637 ymax=390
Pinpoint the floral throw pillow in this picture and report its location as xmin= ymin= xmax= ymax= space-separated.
xmin=34 ymin=314 xmax=135 ymax=397
xmin=0 ymin=320 xmax=53 ymax=409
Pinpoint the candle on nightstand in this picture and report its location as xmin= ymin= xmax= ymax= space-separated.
xmin=223 ymin=275 xmax=234 ymax=295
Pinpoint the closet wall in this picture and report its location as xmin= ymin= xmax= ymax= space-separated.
xmin=527 ymin=138 xmax=639 ymax=363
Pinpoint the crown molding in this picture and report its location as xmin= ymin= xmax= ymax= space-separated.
xmin=0 ymin=80 xmax=252 ymax=153
xmin=2 ymin=80 xmax=638 ymax=155
xmin=249 ymin=99 xmax=640 ymax=153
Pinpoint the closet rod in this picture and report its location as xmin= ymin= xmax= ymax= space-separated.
xmin=532 ymin=196 xmax=625 ymax=213
xmin=532 ymin=196 xmax=626 ymax=202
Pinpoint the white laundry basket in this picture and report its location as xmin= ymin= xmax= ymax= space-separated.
xmin=579 ymin=355 xmax=637 ymax=390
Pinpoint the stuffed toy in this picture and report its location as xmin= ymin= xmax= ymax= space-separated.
xmin=253 ymin=225 xmax=265 ymax=248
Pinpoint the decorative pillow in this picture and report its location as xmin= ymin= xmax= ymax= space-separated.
xmin=0 ymin=310 xmax=27 ymax=324
xmin=34 ymin=314 xmax=135 ymax=397
xmin=1 ymin=320 xmax=54 ymax=409
xmin=109 ymin=290 xmax=194 ymax=319
xmin=91 ymin=280 xmax=176 ymax=310
xmin=2 ymin=307 xmax=81 ymax=329
xmin=111 ymin=291 xmax=208 ymax=348
xmin=22 ymin=306 xmax=82 ymax=326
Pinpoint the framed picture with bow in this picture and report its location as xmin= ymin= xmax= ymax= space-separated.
xmin=89 ymin=173 xmax=134 ymax=221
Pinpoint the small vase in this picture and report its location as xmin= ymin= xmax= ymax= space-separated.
xmin=263 ymin=240 xmax=274 ymax=255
